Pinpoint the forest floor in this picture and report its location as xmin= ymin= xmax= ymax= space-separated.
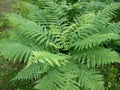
xmin=0 ymin=0 xmax=14 ymax=14
xmin=0 ymin=0 xmax=16 ymax=90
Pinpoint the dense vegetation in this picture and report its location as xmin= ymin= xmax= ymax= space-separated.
xmin=0 ymin=0 xmax=120 ymax=90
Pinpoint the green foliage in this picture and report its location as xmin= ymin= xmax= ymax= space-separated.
xmin=1 ymin=0 xmax=120 ymax=90
xmin=101 ymin=64 xmax=120 ymax=90
xmin=0 ymin=56 xmax=16 ymax=90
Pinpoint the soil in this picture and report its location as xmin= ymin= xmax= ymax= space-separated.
xmin=0 ymin=0 xmax=14 ymax=15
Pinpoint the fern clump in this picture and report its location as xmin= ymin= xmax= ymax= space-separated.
xmin=0 ymin=0 xmax=120 ymax=90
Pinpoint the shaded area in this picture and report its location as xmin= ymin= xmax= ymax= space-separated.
xmin=0 ymin=0 xmax=14 ymax=14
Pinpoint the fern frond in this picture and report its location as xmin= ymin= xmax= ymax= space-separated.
xmin=71 ymin=33 xmax=119 ymax=51
xmin=1 ymin=1 xmax=120 ymax=90
xmin=1 ymin=43 xmax=32 ymax=62
xmin=28 ymin=51 xmax=70 ymax=66
xmin=12 ymin=63 xmax=48 ymax=81
xmin=21 ymin=2 xmax=40 ymax=21
xmin=10 ymin=30 xmax=41 ymax=50
xmin=78 ymin=66 xmax=104 ymax=90
xmin=34 ymin=63 xmax=79 ymax=90
xmin=71 ymin=48 xmax=120 ymax=67
xmin=23 ymin=0 xmax=67 ymax=27
xmin=34 ymin=63 xmax=105 ymax=90
xmin=107 ymin=22 xmax=120 ymax=33
xmin=94 ymin=3 xmax=120 ymax=27
xmin=5 ymin=13 xmax=55 ymax=50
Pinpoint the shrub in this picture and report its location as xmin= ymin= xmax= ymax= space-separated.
xmin=0 ymin=1 xmax=120 ymax=90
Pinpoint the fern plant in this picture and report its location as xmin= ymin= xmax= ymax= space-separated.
xmin=0 ymin=0 xmax=120 ymax=90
